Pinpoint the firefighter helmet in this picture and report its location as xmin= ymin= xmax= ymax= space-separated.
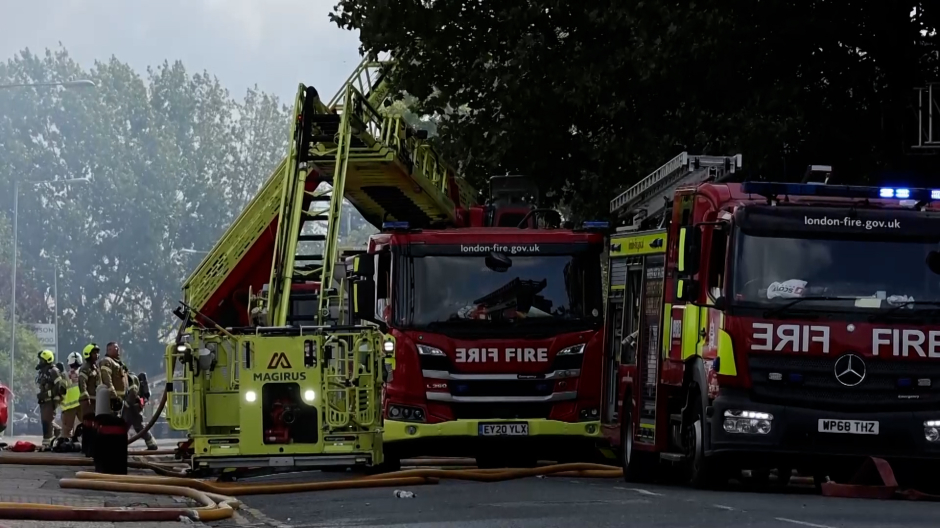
xmin=82 ymin=343 xmax=99 ymax=359
xmin=67 ymin=352 xmax=82 ymax=367
xmin=37 ymin=349 xmax=55 ymax=365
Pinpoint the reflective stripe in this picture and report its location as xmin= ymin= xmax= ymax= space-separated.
xmin=61 ymin=386 xmax=81 ymax=410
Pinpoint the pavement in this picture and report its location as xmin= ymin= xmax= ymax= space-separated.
xmin=232 ymin=469 xmax=940 ymax=528
xmin=0 ymin=460 xmax=200 ymax=528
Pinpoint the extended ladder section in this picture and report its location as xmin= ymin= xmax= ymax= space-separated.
xmin=182 ymin=55 xmax=479 ymax=321
xmin=610 ymin=153 xmax=743 ymax=225
xmin=267 ymin=55 xmax=479 ymax=327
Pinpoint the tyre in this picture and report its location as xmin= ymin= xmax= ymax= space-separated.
xmin=621 ymin=403 xmax=658 ymax=482
xmin=686 ymin=397 xmax=723 ymax=489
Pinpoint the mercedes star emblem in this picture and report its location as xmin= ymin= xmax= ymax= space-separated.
xmin=834 ymin=353 xmax=867 ymax=387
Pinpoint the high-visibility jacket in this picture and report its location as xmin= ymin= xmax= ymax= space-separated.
xmin=61 ymin=368 xmax=81 ymax=411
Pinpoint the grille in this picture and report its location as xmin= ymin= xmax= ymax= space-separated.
xmin=452 ymin=402 xmax=552 ymax=420
xmin=748 ymin=355 xmax=940 ymax=411
xmin=449 ymin=379 xmax=555 ymax=398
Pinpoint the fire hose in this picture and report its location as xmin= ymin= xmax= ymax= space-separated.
xmin=0 ymin=455 xmax=624 ymax=522
xmin=3 ymin=451 xmax=939 ymax=523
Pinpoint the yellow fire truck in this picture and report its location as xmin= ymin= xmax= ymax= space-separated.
xmin=163 ymin=55 xmax=472 ymax=475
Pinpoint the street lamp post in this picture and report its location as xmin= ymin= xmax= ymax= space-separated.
xmin=0 ymin=80 xmax=97 ymax=90
xmin=8 ymin=178 xmax=88 ymax=436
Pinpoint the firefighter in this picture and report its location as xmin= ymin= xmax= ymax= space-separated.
xmin=123 ymin=369 xmax=158 ymax=450
xmin=35 ymin=349 xmax=67 ymax=448
xmin=98 ymin=342 xmax=128 ymax=416
xmin=78 ymin=343 xmax=101 ymax=432
xmin=59 ymin=352 xmax=83 ymax=440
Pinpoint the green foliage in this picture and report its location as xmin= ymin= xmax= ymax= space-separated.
xmin=332 ymin=0 xmax=940 ymax=218
xmin=0 ymin=47 xmax=290 ymax=376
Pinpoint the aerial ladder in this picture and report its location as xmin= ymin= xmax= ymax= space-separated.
xmin=610 ymin=152 xmax=742 ymax=230
xmin=164 ymin=55 xmax=480 ymax=474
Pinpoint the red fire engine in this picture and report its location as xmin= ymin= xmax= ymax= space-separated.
xmin=602 ymin=153 xmax=940 ymax=487
xmin=345 ymin=176 xmax=609 ymax=467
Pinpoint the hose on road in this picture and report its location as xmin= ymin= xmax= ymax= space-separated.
xmin=0 ymin=452 xmax=625 ymax=522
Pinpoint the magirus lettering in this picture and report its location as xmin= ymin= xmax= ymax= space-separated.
xmin=252 ymin=372 xmax=308 ymax=382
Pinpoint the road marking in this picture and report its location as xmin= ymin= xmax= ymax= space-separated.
xmin=776 ymin=517 xmax=836 ymax=528
xmin=614 ymin=486 xmax=664 ymax=496
xmin=713 ymin=504 xmax=736 ymax=511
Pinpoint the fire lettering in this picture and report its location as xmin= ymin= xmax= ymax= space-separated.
xmin=872 ymin=329 xmax=940 ymax=358
xmin=751 ymin=323 xmax=830 ymax=353
xmin=454 ymin=347 xmax=549 ymax=363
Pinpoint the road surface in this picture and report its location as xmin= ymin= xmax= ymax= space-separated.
xmin=231 ymin=471 xmax=939 ymax=528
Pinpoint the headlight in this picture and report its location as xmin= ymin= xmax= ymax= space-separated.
xmin=723 ymin=409 xmax=773 ymax=434
xmin=925 ymin=420 xmax=940 ymax=442
xmin=417 ymin=344 xmax=445 ymax=356
xmin=557 ymin=343 xmax=586 ymax=355
xmin=245 ymin=390 xmax=257 ymax=403
xmin=383 ymin=338 xmax=395 ymax=353
xmin=303 ymin=389 xmax=316 ymax=402
xmin=176 ymin=344 xmax=188 ymax=353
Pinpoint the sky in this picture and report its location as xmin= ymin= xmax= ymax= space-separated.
xmin=0 ymin=0 xmax=365 ymax=104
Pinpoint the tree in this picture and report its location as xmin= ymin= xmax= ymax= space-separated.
xmin=331 ymin=0 xmax=940 ymax=218
xmin=0 ymin=47 xmax=289 ymax=376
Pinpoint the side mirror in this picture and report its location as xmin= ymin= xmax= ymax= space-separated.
xmin=351 ymin=278 xmax=375 ymax=322
xmin=928 ymin=251 xmax=940 ymax=275
xmin=485 ymin=251 xmax=512 ymax=272
xmin=676 ymin=278 xmax=698 ymax=302
xmin=347 ymin=254 xmax=375 ymax=278
xmin=677 ymin=227 xmax=701 ymax=275
xmin=713 ymin=296 xmax=728 ymax=311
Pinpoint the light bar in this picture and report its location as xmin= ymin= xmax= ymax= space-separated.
xmin=381 ymin=221 xmax=410 ymax=230
xmin=581 ymin=221 xmax=610 ymax=230
xmin=741 ymin=181 xmax=940 ymax=202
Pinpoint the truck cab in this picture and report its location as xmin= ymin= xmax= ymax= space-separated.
xmin=608 ymin=175 xmax=940 ymax=487
xmin=345 ymin=197 xmax=609 ymax=465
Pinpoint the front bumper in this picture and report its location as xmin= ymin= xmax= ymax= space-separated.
xmin=709 ymin=391 xmax=940 ymax=463
xmin=383 ymin=418 xmax=602 ymax=459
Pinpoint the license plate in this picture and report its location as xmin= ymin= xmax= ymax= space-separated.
xmin=817 ymin=419 xmax=879 ymax=435
xmin=478 ymin=423 xmax=529 ymax=436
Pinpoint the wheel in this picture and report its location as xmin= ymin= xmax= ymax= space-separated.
xmin=686 ymin=397 xmax=724 ymax=489
xmin=621 ymin=403 xmax=658 ymax=482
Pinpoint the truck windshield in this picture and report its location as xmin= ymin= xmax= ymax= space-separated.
xmin=732 ymin=232 xmax=940 ymax=312
xmin=405 ymin=253 xmax=603 ymax=331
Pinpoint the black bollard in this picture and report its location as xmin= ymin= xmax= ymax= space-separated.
xmin=81 ymin=414 xmax=97 ymax=458
xmin=93 ymin=414 xmax=128 ymax=475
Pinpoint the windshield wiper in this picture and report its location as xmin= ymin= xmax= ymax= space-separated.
xmin=868 ymin=300 xmax=940 ymax=322
xmin=762 ymin=296 xmax=855 ymax=318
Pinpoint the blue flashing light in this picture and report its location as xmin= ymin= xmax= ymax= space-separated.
xmin=582 ymin=221 xmax=610 ymax=229
xmin=741 ymin=181 xmax=938 ymax=202
xmin=381 ymin=221 xmax=410 ymax=230
xmin=788 ymin=373 xmax=804 ymax=384
xmin=880 ymin=187 xmax=912 ymax=199
xmin=897 ymin=377 xmax=913 ymax=388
